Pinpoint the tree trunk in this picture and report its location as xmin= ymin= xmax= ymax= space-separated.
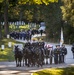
xmin=0 ymin=21 xmax=2 ymax=39
xmin=4 ymin=0 xmax=9 ymax=37
xmin=0 ymin=5 xmax=2 ymax=39
xmin=19 ymin=11 xmax=23 ymax=22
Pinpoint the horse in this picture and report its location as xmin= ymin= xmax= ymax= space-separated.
xmin=14 ymin=46 xmax=23 ymax=67
xmin=34 ymin=47 xmax=44 ymax=67
xmin=23 ymin=46 xmax=33 ymax=67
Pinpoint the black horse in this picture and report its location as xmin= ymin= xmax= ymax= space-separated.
xmin=34 ymin=47 xmax=44 ymax=67
xmin=14 ymin=46 xmax=23 ymax=67
xmin=23 ymin=46 xmax=32 ymax=67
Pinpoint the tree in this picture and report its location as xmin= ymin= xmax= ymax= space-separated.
xmin=0 ymin=0 xmax=18 ymax=37
xmin=0 ymin=2 xmax=3 ymax=38
xmin=3 ymin=0 xmax=9 ymax=36
xmin=61 ymin=0 xmax=74 ymax=27
xmin=0 ymin=0 xmax=3 ymax=3
xmin=18 ymin=0 xmax=58 ymax=5
xmin=38 ymin=0 xmax=62 ymax=42
xmin=0 ymin=0 xmax=58 ymax=37
xmin=60 ymin=0 xmax=74 ymax=43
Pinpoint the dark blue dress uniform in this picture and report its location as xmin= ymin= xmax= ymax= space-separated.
xmin=50 ymin=49 xmax=53 ymax=64
xmin=54 ymin=45 xmax=60 ymax=64
xmin=19 ymin=32 xmax=23 ymax=40
xmin=71 ymin=45 xmax=74 ymax=59
xmin=61 ymin=45 xmax=67 ymax=63
xmin=58 ymin=48 xmax=62 ymax=63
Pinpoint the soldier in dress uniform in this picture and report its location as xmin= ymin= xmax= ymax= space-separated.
xmin=71 ymin=44 xmax=74 ymax=59
xmin=61 ymin=44 xmax=67 ymax=63
xmin=49 ymin=45 xmax=53 ymax=64
xmin=54 ymin=45 xmax=60 ymax=64
xmin=44 ymin=43 xmax=51 ymax=64
xmin=58 ymin=46 xmax=62 ymax=64
xmin=19 ymin=31 xmax=23 ymax=40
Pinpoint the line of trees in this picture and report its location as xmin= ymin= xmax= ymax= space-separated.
xmin=0 ymin=0 xmax=58 ymax=37
xmin=0 ymin=0 xmax=74 ymax=43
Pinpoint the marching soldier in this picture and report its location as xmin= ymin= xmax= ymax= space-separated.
xmin=54 ymin=45 xmax=60 ymax=64
xmin=44 ymin=44 xmax=52 ymax=65
xmin=49 ymin=45 xmax=53 ymax=64
xmin=61 ymin=44 xmax=67 ymax=63
xmin=71 ymin=44 xmax=74 ymax=59
xmin=58 ymin=47 xmax=62 ymax=63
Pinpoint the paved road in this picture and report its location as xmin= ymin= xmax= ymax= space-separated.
xmin=0 ymin=34 xmax=74 ymax=75
xmin=0 ymin=62 xmax=74 ymax=75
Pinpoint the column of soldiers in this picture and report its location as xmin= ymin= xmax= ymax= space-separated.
xmin=43 ymin=44 xmax=67 ymax=65
xmin=54 ymin=44 xmax=67 ymax=64
xmin=10 ymin=30 xmax=31 ymax=40
xmin=10 ymin=29 xmax=39 ymax=40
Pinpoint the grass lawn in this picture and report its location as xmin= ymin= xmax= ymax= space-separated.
xmin=0 ymin=38 xmax=24 ymax=61
xmin=33 ymin=67 xmax=74 ymax=75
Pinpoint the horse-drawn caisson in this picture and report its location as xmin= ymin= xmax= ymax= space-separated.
xmin=13 ymin=42 xmax=53 ymax=67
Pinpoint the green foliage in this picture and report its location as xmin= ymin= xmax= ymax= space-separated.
xmin=0 ymin=0 xmax=59 ymax=37
xmin=33 ymin=67 xmax=74 ymax=75
xmin=41 ymin=1 xmax=62 ymax=42
xmin=1 ymin=0 xmax=74 ymax=44
xmin=8 ymin=0 xmax=18 ymax=7
xmin=0 ymin=38 xmax=24 ymax=61
xmin=0 ymin=0 xmax=3 ymax=3
xmin=64 ymin=24 xmax=74 ymax=44
xmin=61 ymin=0 xmax=74 ymax=27
xmin=18 ymin=0 xmax=58 ymax=5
